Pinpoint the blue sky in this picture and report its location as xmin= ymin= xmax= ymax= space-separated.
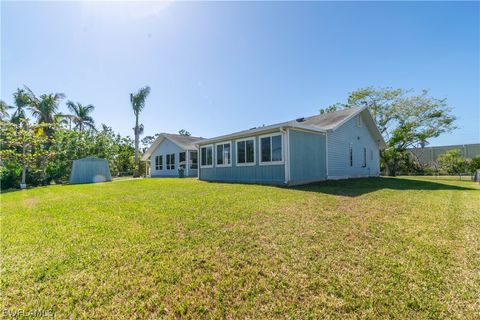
xmin=1 ymin=1 xmax=479 ymax=146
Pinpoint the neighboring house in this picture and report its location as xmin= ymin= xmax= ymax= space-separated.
xmin=196 ymin=106 xmax=386 ymax=186
xmin=408 ymin=143 xmax=480 ymax=167
xmin=142 ymin=133 xmax=204 ymax=177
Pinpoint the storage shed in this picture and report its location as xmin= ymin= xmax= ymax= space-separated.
xmin=69 ymin=156 xmax=112 ymax=184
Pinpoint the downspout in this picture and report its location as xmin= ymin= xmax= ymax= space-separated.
xmin=325 ymin=131 xmax=329 ymax=179
xmin=280 ymin=127 xmax=290 ymax=185
xmin=196 ymin=144 xmax=200 ymax=180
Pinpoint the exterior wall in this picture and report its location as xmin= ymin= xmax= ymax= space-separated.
xmin=289 ymin=129 xmax=327 ymax=184
xmin=327 ymin=112 xmax=381 ymax=179
xmin=199 ymin=132 xmax=286 ymax=185
xmin=149 ymin=139 xmax=197 ymax=177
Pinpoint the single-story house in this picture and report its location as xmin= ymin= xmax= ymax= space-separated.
xmin=142 ymin=133 xmax=204 ymax=177
xmin=196 ymin=106 xmax=386 ymax=186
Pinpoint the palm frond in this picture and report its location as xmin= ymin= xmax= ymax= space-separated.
xmin=130 ymin=86 xmax=151 ymax=115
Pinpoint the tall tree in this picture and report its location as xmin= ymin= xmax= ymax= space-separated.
xmin=10 ymin=88 xmax=30 ymax=124
xmin=66 ymin=101 xmax=96 ymax=131
xmin=24 ymin=86 xmax=65 ymax=136
xmin=141 ymin=133 xmax=160 ymax=153
xmin=130 ymin=86 xmax=151 ymax=177
xmin=0 ymin=119 xmax=52 ymax=188
xmin=0 ymin=100 xmax=12 ymax=121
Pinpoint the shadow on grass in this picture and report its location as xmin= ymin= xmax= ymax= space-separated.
xmin=292 ymin=177 xmax=478 ymax=197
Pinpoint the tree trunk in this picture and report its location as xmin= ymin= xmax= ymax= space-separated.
xmin=20 ymin=166 xmax=27 ymax=189
xmin=133 ymin=114 xmax=139 ymax=177
xmin=20 ymin=142 xmax=27 ymax=189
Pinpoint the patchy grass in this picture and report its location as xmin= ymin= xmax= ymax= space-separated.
xmin=1 ymin=177 xmax=479 ymax=319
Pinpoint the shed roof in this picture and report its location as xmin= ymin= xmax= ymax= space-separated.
xmin=74 ymin=156 xmax=107 ymax=162
xmin=141 ymin=133 xmax=204 ymax=161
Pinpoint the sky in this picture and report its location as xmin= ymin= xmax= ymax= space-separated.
xmin=1 ymin=1 xmax=479 ymax=146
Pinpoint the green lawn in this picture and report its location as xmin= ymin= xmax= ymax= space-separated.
xmin=1 ymin=177 xmax=479 ymax=319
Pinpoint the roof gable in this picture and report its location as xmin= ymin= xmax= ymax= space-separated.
xmin=141 ymin=133 xmax=204 ymax=161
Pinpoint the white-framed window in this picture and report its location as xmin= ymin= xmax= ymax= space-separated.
xmin=179 ymin=152 xmax=186 ymax=169
xmin=260 ymin=133 xmax=283 ymax=165
xmin=189 ymin=151 xmax=198 ymax=170
xmin=236 ymin=138 xmax=255 ymax=166
xmin=349 ymin=145 xmax=353 ymax=167
xmin=155 ymin=155 xmax=163 ymax=170
xmin=200 ymin=145 xmax=213 ymax=168
xmin=362 ymin=147 xmax=367 ymax=167
xmin=166 ymin=153 xmax=175 ymax=170
xmin=216 ymin=142 xmax=232 ymax=167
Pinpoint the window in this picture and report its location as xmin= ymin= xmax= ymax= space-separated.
xmin=216 ymin=142 xmax=231 ymax=166
xmin=166 ymin=153 xmax=175 ymax=170
xmin=200 ymin=145 xmax=213 ymax=167
xmin=155 ymin=155 xmax=163 ymax=170
xmin=362 ymin=147 xmax=367 ymax=167
xmin=356 ymin=115 xmax=361 ymax=127
xmin=236 ymin=138 xmax=255 ymax=166
xmin=179 ymin=152 xmax=186 ymax=169
xmin=189 ymin=151 xmax=198 ymax=169
xmin=260 ymin=134 xmax=283 ymax=164
xmin=349 ymin=145 xmax=353 ymax=167
xmin=370 ymin=149 xmax=374 ymax=161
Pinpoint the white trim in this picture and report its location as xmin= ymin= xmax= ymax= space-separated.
xmin=197 ymin=123 xmax=326 ymax=146
xmin=326 ymin=132 xmax=329 ymax=178
xmin=259 ymin=133 xmax=284 ymax=165
xmin=188 ymin=150 xmax=199 ymax=171
xmin=166 ymin=153 xmax=176 ymax=170
xmin=280 ymin=127 xmax=291 ymax=184
xmin=235 ymin=137 xmax=256 ymax=167
xmin=185 ymin=151 xmax=189 ymax=176
xmin=214 ymin=141 xmax=233 ymax=167
xmin=154 ymin=155 xmax=163 ymax=171
xmin=200 ymin=144 xmax=214 ymax=168
xmin=197 ymin=147 xmax=200 ymax=179
xmin=142 ymin=133 xmax=203 ymax=161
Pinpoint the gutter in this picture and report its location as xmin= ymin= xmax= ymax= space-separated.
xmin=196 ymin=124 xmax=325 ymax=147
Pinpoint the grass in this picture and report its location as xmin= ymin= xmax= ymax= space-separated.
xmin=1 ymin=177 xmax=479 ymax=319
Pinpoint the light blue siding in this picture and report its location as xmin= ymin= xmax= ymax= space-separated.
xmin=289 ymin=129 xmax=327 ymax=184
xmin=327 ymin=112 xmax=381 ymax=178
xmin=199 ymin=134 xmax=285 ymax=185
xmin=149 ymin=139 xmax=197 ymax=177
xmin=69 ymin=157 xmax=112 ymax=184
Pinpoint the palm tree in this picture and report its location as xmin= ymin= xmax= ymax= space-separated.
xmin=130 ymin=86 xmax=151 ymax=177
xmin=0 ymin=100 xmax=13 ymax=121
xmin=24 ymin=86 xmax=65 ymax=136
xmin=66 ymin=101 xmax=96 ymax=131
xmin=54 ymin=113 xmax=75 ymax=130
xmin=10 ymin=88 xmax=29 ymax=124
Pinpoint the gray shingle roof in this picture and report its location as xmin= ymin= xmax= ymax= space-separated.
xmin=300 ymin=107 xmax=363 ymax=130
xmin=198 ymin=106 xmax=380 ymax=145
xmin=162 ymin=133 xmax=204 ymax=150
